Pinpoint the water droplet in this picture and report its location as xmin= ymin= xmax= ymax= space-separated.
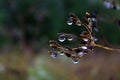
xmin=78 ymin=52 xmax=84 ymax=57
xmin=81 ymin=46 xmax=87 ymax=50
xmin=94 ymin=37 xmax=98 ymax=42
xmin=76 ymin=21 xmax=82 ymax=26
xmin=93 ymin=27 xmax=99 ymax=32
xmin=72 ymin=59 xmax=79 ymax=64
xmin=77 ymin=23 xmax=81 ymax=26
xmin=83 ymin=38 xmax=88 ymax=42
xmin=50 ymin=52 xmax=57 ymax=58
xmin=67 ymin=20 xmax=73 ymax=25
xmin=60 ymin=52 xmax=64 ymax=55
xmin=92 ymin=18 xmax=96 ymax=22
xmin=67 ymin=37 xmax=73 ymax=41
xmin=58 ymin=36 xmax=66 ymax=42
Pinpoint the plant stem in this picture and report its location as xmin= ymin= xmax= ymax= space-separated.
xmin=94 ymin=43 xmax=120 ymax=52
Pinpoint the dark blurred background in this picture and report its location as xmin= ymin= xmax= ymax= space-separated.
xmin=0 ymin=0 xmax=120 ymax=80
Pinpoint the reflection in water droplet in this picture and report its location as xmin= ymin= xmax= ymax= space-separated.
xmin=77 ymin=23 xmax=81 ymax=26
xmin=81 ymin=46 xmax=87 ymax=50
xmin=67 ymin=20 xmax=73 ymax=25
xmin=58 ymin=36 xmax=66 ymax=42
xmin=72 ymin=59 xmax=79 ymax=64
xmin=83 ymin=38 xmax=88 ymax=42
xmin=50 ymin=52 xmax=57 ymax=58
xmin=60 ymin=52 xmax=64 ymax=55
xmin=94 ymin=37 xmax=98 ymax=42
xmin=67 ymin=37 xmax=73 ymax=41
xmin=76 ymin=21 xmax=81 ymax=26
xmin=78 ymin=52 xmax=84 ymax=57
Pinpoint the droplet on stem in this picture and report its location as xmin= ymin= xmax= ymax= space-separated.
xmin=78 ymin=52 xmax=84 ymax=57
xmin=67 ymin=36 xmax=73 ymax=41
xmin=67 ymin=20 xmax=73 ymax=25
xmin=60 ymin=52 xmax=64 ymax=55
xmin=76 ymin=21 xmax=82 ymax=26
xmin=72 ymin=59 xmax=79 ymax=64
xmin=58 ymin=36 xmax=66 ymax=42
xmin=81 ymin=46 xmax=87 ymax=50
xmin=94 ymin=37 xmax=98 ymax=42
xmin=50 ymin=52 xmax=57 ymax=58
xmin=83 ymin=38 xmax=88 ymax=42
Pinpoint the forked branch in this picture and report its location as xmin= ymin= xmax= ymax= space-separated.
xmin=48 ymin=12 xmax=120 ymax=64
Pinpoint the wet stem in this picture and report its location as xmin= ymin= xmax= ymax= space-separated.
xmin=82 ymin=21 xmax=120 ymax=53
xmin=94 ymin=43 xmax=120 ymax=52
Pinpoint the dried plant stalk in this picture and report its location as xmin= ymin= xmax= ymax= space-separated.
xmin=48 ymin=12 xmax=120 ymax=64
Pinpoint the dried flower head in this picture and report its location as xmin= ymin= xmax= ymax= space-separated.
xmin=49 ymin=12 xmax=120 ymax=64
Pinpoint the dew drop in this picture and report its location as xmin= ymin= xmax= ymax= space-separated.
xmin=77 ymin=23 xmax=81 ymax=26
xmin=94 ymin=37 xmax=98 ymax=42
xmin=92 ymin=18 xmax=96 ymax=22
xmin=60 ymin=52 xmax=64 ymax=55
xmin=78 ymin=52 xmax=84 ymax=57
xmin=83 ymin=38 xmax=88 ymax=42
xmin=67 ymin=20 xmax=73 ymax=25
xmin=81 ymin=46 xmax=87 ymax=50
xmin=93 ymin=27 xmax=99 ymax=32
xmin=76 ymin=21 xmax=82 ymax=26
xmin=58 ymin=36 xmax=66 ymax=42
xmin=72 ymin=59 xmax=79 ymax=64
xmin=50 ymin=52 xmax=57 ymax=58
xmin=67 ymin=37 xmax=73 ymax=41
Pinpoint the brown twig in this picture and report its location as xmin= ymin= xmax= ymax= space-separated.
xmin=94 ymin=43 xmax=120 ymax=52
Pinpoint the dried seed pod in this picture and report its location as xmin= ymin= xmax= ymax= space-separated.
xmin=74 ymin=47 xmax=83 ymax=53
xmin=69 ymin=13 xmax=76 ymax=18
xmin=59 ymin=52 xmax=64 ymax=55
xmin=68 ymin=13 xmax=82 ymax=26
xmin=75 ymin=20 xmax=82 ymax=26
xmin=80 ymin=31 xmax=90 ymax=38
xmin=86 ymin=12 xmax=91 ymax=18
xmin=65 ymin=52 xmax=71 ymax=57
xmin=48 ymin=11 xmax=109 ymax=64
xmin=87 ymin=45 xmax=94 ymax=51
xmin=49 ymin=40 xmax=57 ymax=44
xmin=49 ymin=44 xmax=58 ymax=48
xmin=65 ymin=46 xmax=73 ymax=51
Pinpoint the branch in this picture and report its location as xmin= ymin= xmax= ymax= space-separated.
xmin=94 ymin=43 xmax=120 ymax=52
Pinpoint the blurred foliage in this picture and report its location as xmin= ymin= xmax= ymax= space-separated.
xmin=0 ymin=0 xmax=120 ymax=79
xmin=0 ymin=0 xmax=120 ymax=46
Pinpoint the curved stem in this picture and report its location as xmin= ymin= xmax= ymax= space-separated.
xmin=82 ymin=23 xmax=95 ymax=44
xmin=94 ymin=43 xmax=120 ymax=52
xmin=82 ymin=23 xmax=91 ymax=34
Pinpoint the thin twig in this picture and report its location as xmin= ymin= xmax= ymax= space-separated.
xmin=94 ymin=43 xmax=120 ymax=52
